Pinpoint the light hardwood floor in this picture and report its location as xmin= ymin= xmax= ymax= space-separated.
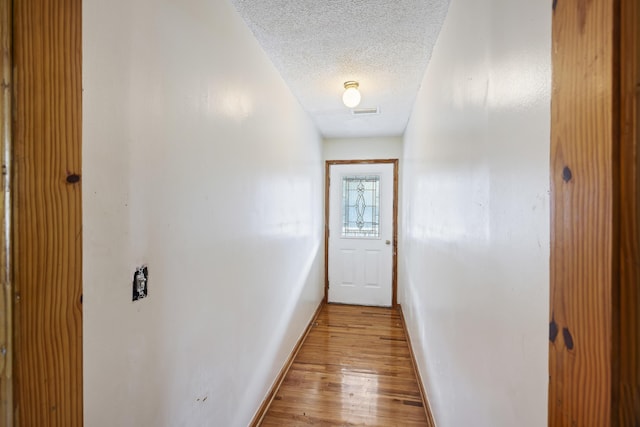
xmin=260 ymin=304 xmax=433 ymax=426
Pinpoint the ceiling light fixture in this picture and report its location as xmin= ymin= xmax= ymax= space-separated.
xmin=342 ymin=81 xmax=361 ymax=108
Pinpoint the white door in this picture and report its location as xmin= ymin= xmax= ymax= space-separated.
xmin=328 ymin=163 xmax=394 ymax=306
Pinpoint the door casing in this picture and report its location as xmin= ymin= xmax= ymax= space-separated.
xmin=549 ymin=0 xmax=640 ymax=424
xmin=324 ymin=159 xmax=399 ymax=307
xmin=9 ymin=0 xmax=83 ymax=425
xmin=0 ymin=0 xmax=12 ymax=424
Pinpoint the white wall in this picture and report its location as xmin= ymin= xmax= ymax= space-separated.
xmin=82 ymin=0 xmax=324 ymax=426
xmin=323 ymin=136 xmax=403 ymax=161
xmin=400 ymin=0 xmax=550 ymax=425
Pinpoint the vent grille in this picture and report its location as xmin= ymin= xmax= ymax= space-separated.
xmin=352 ymin=107 xmax=379 ymax=115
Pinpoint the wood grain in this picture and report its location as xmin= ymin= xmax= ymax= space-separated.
xmin=618 ymin=0 xmax=640 ymax=422
xmin=12 ymin=0 xmax=82 ymax=425
xmin=549 ymin=0 xmax=616 ymax=425
xmin=324 ymin=159 xmax=399 ymax=307
xmin=260 ymin=304 xmax=432 ymax=426
xmin=549 ymin=0 xmax=640 ymax=425
xmin=0 ymin=0 xmax=12 ymax=424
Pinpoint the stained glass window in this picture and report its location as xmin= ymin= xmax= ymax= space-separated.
xmin=342 ymin=175 xmax=380 ymax=238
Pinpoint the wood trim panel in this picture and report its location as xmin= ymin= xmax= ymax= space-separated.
xmin=398 ymin=304 xmax=436 ymax=427
xmin=549 ymin=0 xmax=616 ymax=424
xmin=618 ymin=0 xmax=640 ymax=422
xmin=12 ymin=0 xmax=83 ymax=425
xmin=249 ymin=301 xmax=325 ymax=427
xmin=324 ymin=159 xmax=399 ymax=307
xmin=549 ymin=0 xmax=639 ymax=425
xmin=0 ymin=0 xmax=12 ymax=424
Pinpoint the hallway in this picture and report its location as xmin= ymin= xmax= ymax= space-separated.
xmin=11 ymin=0 xmax=626 ymax=424
xmin=259 ymin=304 xmax=433 ymax=426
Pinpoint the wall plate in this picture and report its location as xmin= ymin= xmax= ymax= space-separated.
xmin=132 ymin=266 xmax=148 ymax=301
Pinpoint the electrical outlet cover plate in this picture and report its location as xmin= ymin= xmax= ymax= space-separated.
xmin=132 ymin=266 xmax=148 ymax=301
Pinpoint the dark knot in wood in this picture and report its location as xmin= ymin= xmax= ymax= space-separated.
xmin=66 ymin=174 xmax=80 ymax=184
xmin=562 ymin=327 xmax=574 ymax=350
xmin=549 ymin=317 xmax=559 ymax=343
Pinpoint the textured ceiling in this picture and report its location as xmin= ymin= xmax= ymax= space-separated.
xmin=230 ymin=0 xmax=450 ymax=138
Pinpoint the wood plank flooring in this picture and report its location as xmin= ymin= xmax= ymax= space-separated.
xmin=260 ymin=304 xmax=433 ymax=426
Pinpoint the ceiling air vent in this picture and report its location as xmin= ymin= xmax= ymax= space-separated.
xmin=352 ymin=107 xmax=379 ymax=116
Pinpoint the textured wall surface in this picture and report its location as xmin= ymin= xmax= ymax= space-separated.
xmin=399 ymin=0 xmax=551 ymax=425
xmin=82 ymin=0 xmax=324 ymax=425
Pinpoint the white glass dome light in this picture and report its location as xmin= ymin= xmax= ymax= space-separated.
xmin=342 ymin=81 xmax=361 ymax=109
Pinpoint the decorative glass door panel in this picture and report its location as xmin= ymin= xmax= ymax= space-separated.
xmin=342 ymin=176 xmax=380 ymax=238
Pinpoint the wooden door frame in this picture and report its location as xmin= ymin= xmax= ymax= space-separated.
xmin=8 ymin=0 xmax=83 ymax=425
xmin=0 ymin=0 xmax=12 ymax=424
xmin=324 ymin=159 xmax=399 ymax=307
xmin=549 ymin=0 xmax=639 ymax=424
xmin=617 ymin=0 xmax=640 ymax=422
